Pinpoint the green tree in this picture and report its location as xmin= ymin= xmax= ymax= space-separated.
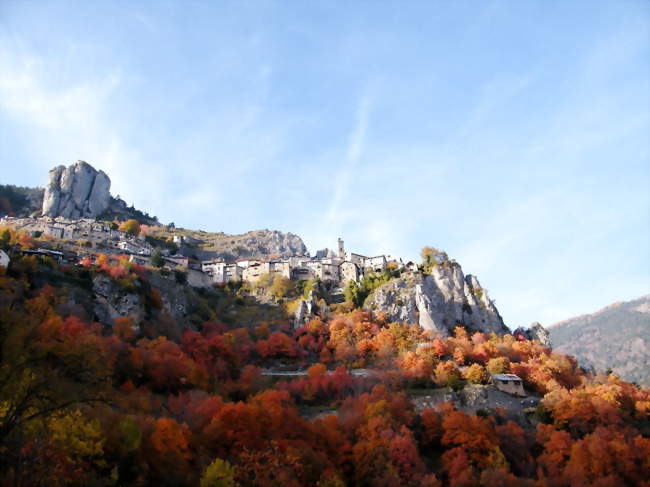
xmin=344 ymin=280 xmax=362 ymax=307
xmin=150 ymin=248 xmax=163 ymax=268
xmin=0 ymin=227 xmax=11 ymax=250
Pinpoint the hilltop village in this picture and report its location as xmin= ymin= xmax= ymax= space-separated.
xmin=0 ymin=215 xmax=411 ymax=291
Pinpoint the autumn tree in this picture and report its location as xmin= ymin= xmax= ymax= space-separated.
xmin=464 ymin=364 xmax=490 ymax=384
xmin=200 ymin=458 xmax=240 ymax=487
xmin=120 ymin=219 xmax=141 ymax=235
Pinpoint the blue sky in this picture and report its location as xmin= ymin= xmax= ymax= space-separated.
xmin=1 ymin=0 xmax=648 ymax=328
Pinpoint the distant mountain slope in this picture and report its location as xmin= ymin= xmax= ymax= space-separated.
xmin=550 ymin=295 xmax=650 ymax=385
xmin=0 ymin=184 xmax=43 ymax=217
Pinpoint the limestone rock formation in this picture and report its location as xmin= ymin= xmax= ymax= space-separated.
xmin=514 ymin=322 xmax=551 ymax=348
xmin=92 ymin=275 xmax=145 ymax=326
xmin=245 ymin=230 xmax=309 ymax=258
xmin=294 ymin=288 xmax=330 ymax=329
xmin=364 ymin=263 xmax=509 ymax=336
xmin=192 ymin=229 xmax=309 ymax=261
xmin=42 ymin=161 xmax=111 ymax=219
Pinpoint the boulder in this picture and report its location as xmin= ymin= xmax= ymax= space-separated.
xmin=42 ymin=161 xmax=111 ymax=219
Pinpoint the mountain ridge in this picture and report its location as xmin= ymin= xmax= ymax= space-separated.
xmin=550 ymin=295 xmax=650 ymax=384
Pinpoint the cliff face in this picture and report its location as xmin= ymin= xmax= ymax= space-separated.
xmin=364 ymin=264 xmax=509 ymax=336
xmin=42 ymin=161 xmax=111 ymax=219
xmin=184 ymin=228 xmax=309 ymax=260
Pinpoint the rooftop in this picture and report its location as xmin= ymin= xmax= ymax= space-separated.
xmin=491 ymin=374 xmax=522 ymax=382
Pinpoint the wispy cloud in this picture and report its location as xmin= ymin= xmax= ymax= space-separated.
xmin=324 ymin=93 xmax=372 ymax=233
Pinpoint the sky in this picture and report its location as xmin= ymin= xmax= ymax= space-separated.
xmin=0 ymin=0 xmax=648 ymax=328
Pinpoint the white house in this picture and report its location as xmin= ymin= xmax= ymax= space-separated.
xmin=117 ymin=240 xmax=152 ymax=256
xmin=202 ymin=259 xmax=228 ymax=283
xmin=346 ymin=252 xmax=367 ymax=266
xmin=364 ymin=255 xmax=387 ymax=273
xmin=0 ymin=249 xmax=10 ymax=268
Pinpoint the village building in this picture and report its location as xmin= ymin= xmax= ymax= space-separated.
xmin=269 ymin=260 xmax=291 ymax=279
xmin=225 ymin=263 xmax=242 ymax=281
xmin=45 ymin=225 xmax=64 ymax=239
xmin=242 ymin=262 xmax=270 ymax=282
xmin=364 ymin=255 xmax=388 ymax=273
xmin=117 ymin=240 xmax=152 ymax=256
xmin=187 ymin=268 xmax=211 ymax=288
xmin=339 ymin=261 xmax=360 ymax=284
xmin=291 ymin=265 xmax=313 ymax=281
xmin=163 ymin=254 xmax=189 ymax=269
xmin=0 ymin=220 xmax=413 ymax=289
xmin=490 ymin=374 xmax=526 ymax=396
xmin=22 ymin=248 xmax=66 ymax=262
xmin=128 ymin=254 xmax=150 ymax=266
xmin=202 ymin=259 xmax=228 ymax=283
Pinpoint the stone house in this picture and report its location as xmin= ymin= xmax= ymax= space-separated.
xmin=339 ymin=261 xmax=360 ymax=284
xmin=225 ymin=263 xmax=242 ymax=281
xmin=163 ymin=255 xmax=189 ymax=269
xmin=269 ymin=260 xmax=291 ymax=279
xmin=320 ymin=262 xmax=340 ymax=281
xmin=45 ymin=225 xmax=64 ymax=239
xmin=346 ymin=252 xmax=367 ymax=266
xmin=242 ymin=262 xmax=270 ymax=283
xmin=291 ymin=266 xmax=313 ymax=281
xmin=243 ymin=260 xmax=291 ymax=283
xmin=202 ymin=259 xmax=228 ymax=283
xmin=490 ymin=374 xmax=525 ymax=396
xmin=187 ymin=269 xmax=211 ymax=288
xmin=364 ymin=255 xmax=388 ymax=273
xmin=235 ymin=259 xmax=257 ymax=269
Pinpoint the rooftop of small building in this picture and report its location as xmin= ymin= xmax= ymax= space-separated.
xmin=491 ymin=374 xmax=522 ymax=382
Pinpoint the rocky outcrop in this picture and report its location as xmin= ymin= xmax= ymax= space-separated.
xmin=514 ymin=322 xmax=551 ymax=347
xmin=193 ymin=229 xmax=309 ymax=261
xmin=364 ymin=263 xmax=508 ymax=336
xmin=294 ymin=288 xmax=331 ymax=329
xmin=92 ymin=275 xmax=145 ymax=325
xmin=92 ymin=272 xmax=191 ymax=328
xmin=234 ymin=230 xmax=308 ymax=258
xmin=42 ymin=161 xmax=111 ymax=219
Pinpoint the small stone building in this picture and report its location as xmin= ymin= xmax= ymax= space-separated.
xmin=490 ymin=374 xmax=525 ymax=396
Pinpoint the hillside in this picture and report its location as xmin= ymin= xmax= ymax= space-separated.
xmin=550 ymin=295 xmax=650 ymax=385
xmin=0 ymin=184 xmax=43 ymax=217
xmin=1 ymin=248 xmax=649 ymax=486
